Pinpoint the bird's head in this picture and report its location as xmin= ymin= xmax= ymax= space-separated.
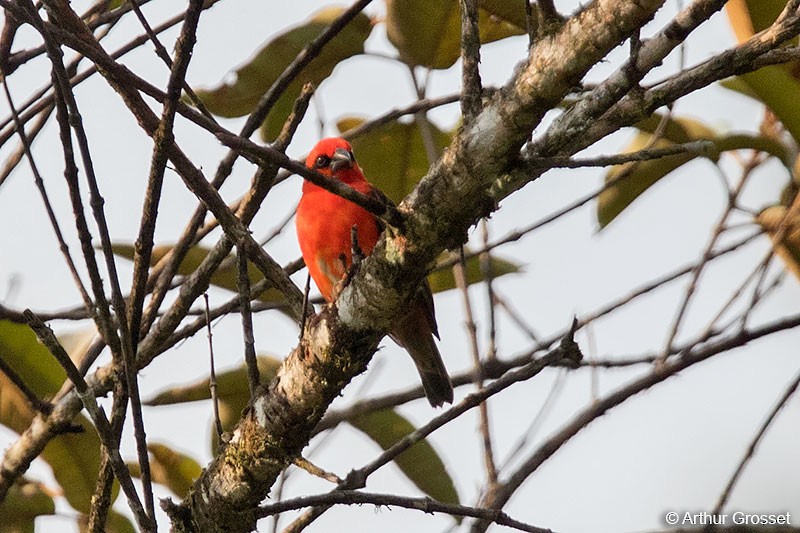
xmin=305 ymin=137 xmax=362 ymax=182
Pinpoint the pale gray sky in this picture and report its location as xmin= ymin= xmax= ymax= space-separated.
xmin=1 ymin=1 xmax=798 ymax=531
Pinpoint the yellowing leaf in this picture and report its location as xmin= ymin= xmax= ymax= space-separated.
xmin=0 ymin=320 xmax=104 ymax=513
xmin=598 ymin=134 xmax=699 ymax=229
xmin=111 ymin=244 xmax=287 ymax=308
xmin=0 ymin=479 xmax=55 ymax=533
xmin=724 ymin=66 xmax=800 ymax=144
xmin=41 ymin=416 xmax=104 ymax=513
xmin=726 ymin=0 xmax=795 ymax=43
xmin=142 ymin=356 xmax=281 ymax=453
xmin=78 ymin=510 xmax=136 ymax=533
xmin=147 ymin=443 xmax=202 ymax=499
xmin=0 ymin=320 xmax=69 ymax=400
xmin=757 ymin=205 xmax=800 ymax=281
xmin=194 ymin=7 xmax=372 ymax=140
xmin=723 ymin=0 xmax=800 ymax=144
xmin=429 ymin=251 xmax=520 ymax=293
xmin=633 ymin=113 xmax=717 ymax=143
xmin=337 ymin=116 xmax=452 ymax=203
xmin=598 ymin=115 xmax=789 ymax=228
xmin=0 ymin=377 xmax=105 ymax=514
xmin=386 ymin=0 xmax=525 ymax=69
xmin=130 ymin=442 xmax=202 ymax=499
xmin=145 ymin=356 xmax=280 ymax=407
xmin=349 ymin=409 xmax=459 ymax=507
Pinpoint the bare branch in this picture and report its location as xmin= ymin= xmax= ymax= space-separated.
xmin=260 ymin=490 xmax=552 ymax=533
xmin=23 ymin=310 xmax=154 ymax=532
xmin=237 ymin=246 xmax=260 ymax=398
xmin=459 ymin=0 xmax=482 ymax=121
xmin=712 ymin=370 xmax=800 ymax=514
xmin=471 ymin=313 xmax=800 ymax=531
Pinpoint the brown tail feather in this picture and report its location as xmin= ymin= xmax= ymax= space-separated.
xmin=390 ymin=300 xmax=453 ymax=407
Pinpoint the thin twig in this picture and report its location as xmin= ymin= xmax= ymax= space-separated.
xmin=299 ymin=274 xmax=312 ymax=342
xmin=270 ymin=470 xmax=287 ymax=533
xmin=286 ymin=326 xmax=581 ymax=532
xmin=262 ymin=490 xmax=552 ymax=533
xmin=660 ymin=156 xmax=756 ymax=361
xmin=494 ymin=292 xmax=541 ymax=343
xmin=23 ymin=310 xmax=154 ymax=532
xmin=128 ymin=0 xmax=205 ymax=349
xmin=453 ymin=248 xmax=498 ymax=487
xmin=88 ymin=379 xmax=130 ymax=533
xmin=212 ymin=0 xmax=376 ymax=186
xmin=0 ymin=355 xmax=52 ymax=414
xmin=407 ymin=66 xmax=440 ymax=166
xmin=338 ymin=93 xmax=463 ymax=141
xmin=216 ymin=132 xmax=405 ymax=231
xmin=470 ymin=315 xmax=800 ymax=532
xmin=498 ymin=369 xmax=566 ymax=471
xmin=0 ymin=100 xmax=54 ymax=189
xmin=36 ymin=0 xmax=158 ymax=518
xmin=711 ymin=370 xmax=800 ymax=515
xmin=237 ymin=245 xmax=260 ymax=398
xmin=525 ymin=140 xmax=714 ymax=169
xmin=738 ymin=259 xmax=781 ymax=330
xmin=293 ymin=457 xmax=342 ymax=485
xmin=86 ymin=451 xmax=114 ymax=532
xmin=204 ymin=294 xmax=224 ymax=443
xmin=480 ymin=221 xmax=498 ymax=362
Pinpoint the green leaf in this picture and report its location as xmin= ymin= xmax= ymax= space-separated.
xmin=193 ymin=7 xmax=372 ymax=141
xmin=386 ymin=0 xmax=526 ymax=69
xmin=757 ymin=205 xmax=800 ymax=282
xmin=146 ymin=443 xmax=202 ymax=499
xmin=41 ymin=416 xmax=104 ymax=513
xmin=723 ymin=66 xmax=800 ymax=144
xmin=0 ymin=479 xmax=55 ymax=533
xmin=111 ymin=244 xmax=287 ymax=308
xmin=144 ymin=355 xmax=281 ymax=406
xmin=632 ymin=113 xmax=717 ymax=143
xmin=429 ymin=251 xmax=520 ymax=293
xmin=349 ymin=409 xmax=459 ymax=507
xmin=337 ymin=116 xmax=453 ymax=203
xmin=598 ymin=135 xmax=699 ymax=229
xmin=726 ymin=0 xmax=796 ymax=43
xmin=0 ymin=320 xmax=70 ymax=401
xmin=0 ymin=378 xmax=102 ymax=514
xmin=0 ymin=321 xmax=104 ymax=513
xmin=142 ymin=356 xmax=281 ymax=453
xmin=723 ymin=1 xmax=800 ymax=144
xmin=719 ymin=76 xmax=759 ymax=99
xmin=78 ymin=510 xmax=136 ymax=533
xmin=597 ymin=115 xmax=790 ymax=228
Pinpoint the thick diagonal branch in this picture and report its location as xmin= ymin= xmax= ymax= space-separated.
xmin=174 ymin=1 xmax=665 ymax=531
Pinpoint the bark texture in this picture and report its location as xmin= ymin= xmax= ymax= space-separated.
xmin=175 ymin=1 xmax=667 ymax=530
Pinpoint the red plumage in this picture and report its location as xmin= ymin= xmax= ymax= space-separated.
xmin=296 ymin=138 xmax=453 ymax=407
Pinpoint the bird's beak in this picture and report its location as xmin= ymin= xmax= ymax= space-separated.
xmin=330 ymin=147 xmax=354 ymax=172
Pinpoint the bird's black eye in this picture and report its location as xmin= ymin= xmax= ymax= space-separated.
xmin=314 ymin=155 xmax=331 ymax=168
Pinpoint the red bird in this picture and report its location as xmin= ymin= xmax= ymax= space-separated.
xmin=296 ymin=137 xmax=453 ymax=407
